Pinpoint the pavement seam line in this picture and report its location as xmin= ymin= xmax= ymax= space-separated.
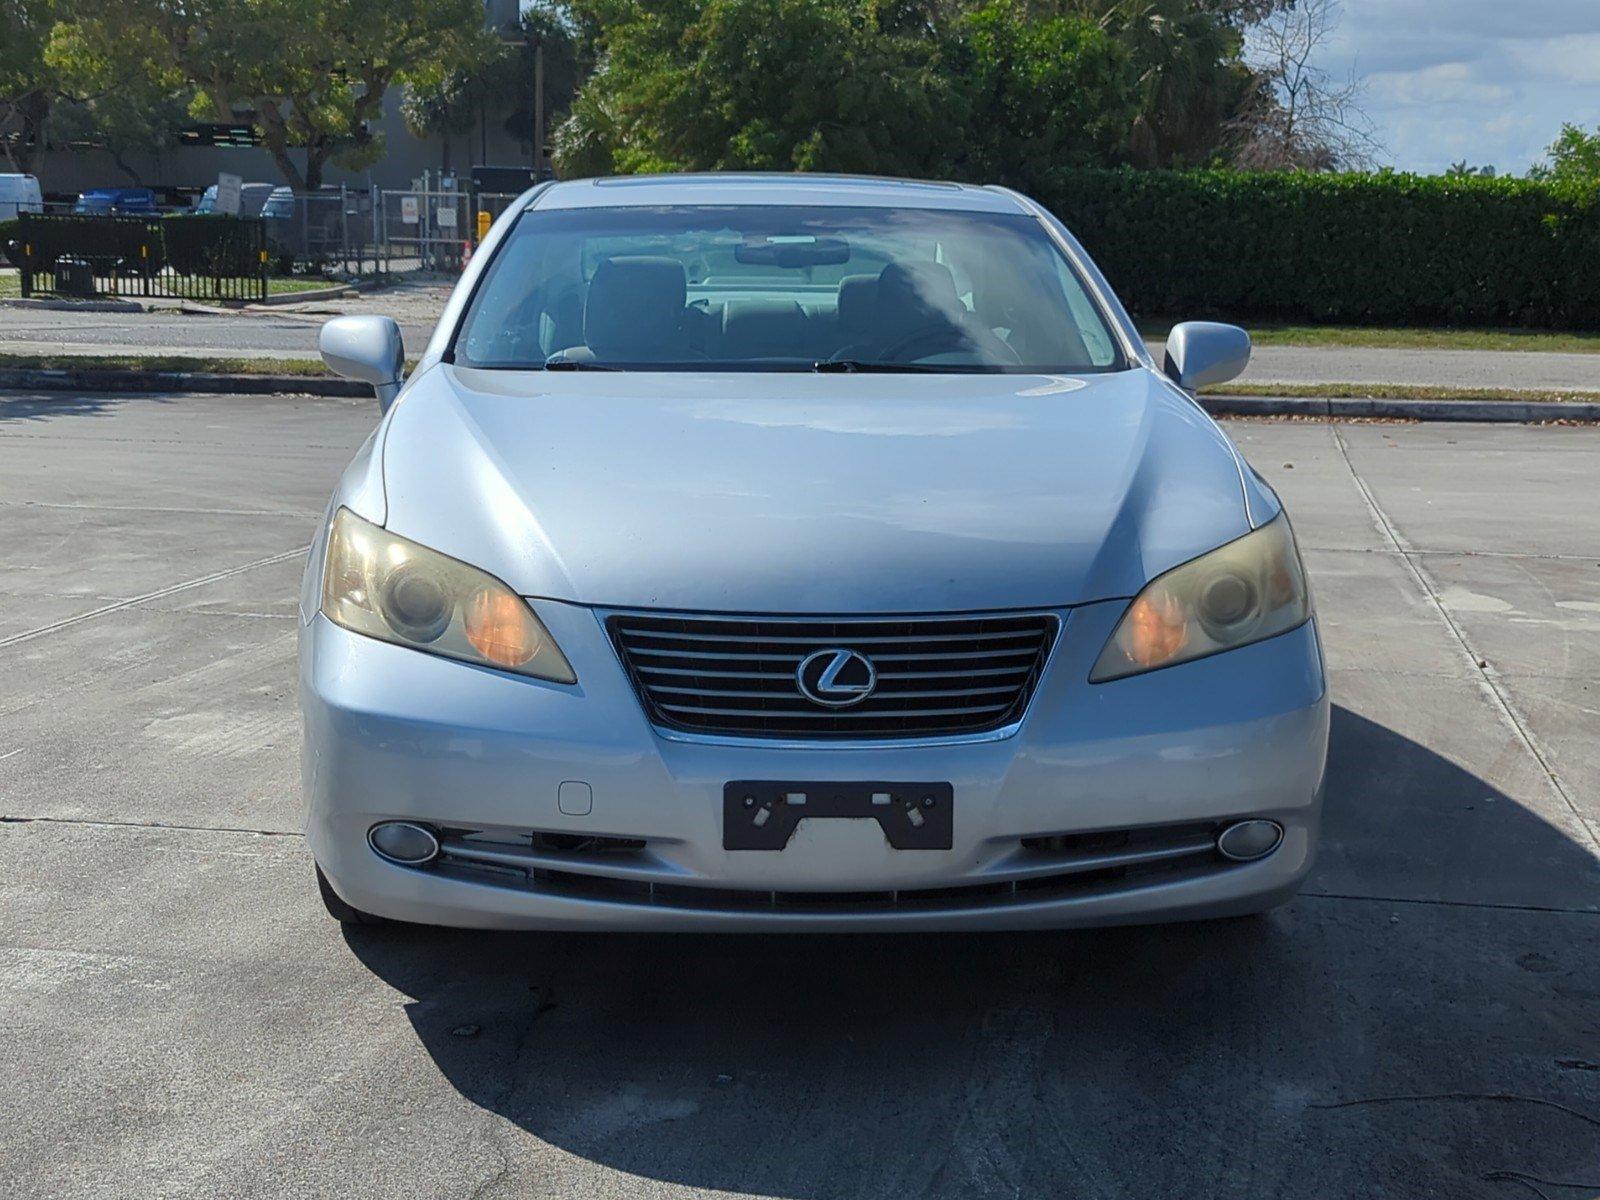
xmin=0 ymin=814 xmax=303 ymax=838
xmin=0 ymin=546 xmax=309 ymax=650
xmin=1329 ymin=424 xmax=1600 ymax=854
xmin=1298 ymin=891 xmax=1600 ymax=917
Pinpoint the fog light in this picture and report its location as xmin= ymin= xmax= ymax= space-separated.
xmin=1216 ymin=819 xmax=1283 ymax=862
xmin=368 ymin=821 xmax=440 ymax=865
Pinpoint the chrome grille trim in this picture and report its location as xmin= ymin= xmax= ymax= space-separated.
xmin=426 ymin=820 xmax=1234 ymax=910
xmin=607 ymin=610 xmax=1061 ymax=741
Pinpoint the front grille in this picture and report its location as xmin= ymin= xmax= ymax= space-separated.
xmin=607 ymin=611 xmax=1059 ymax=740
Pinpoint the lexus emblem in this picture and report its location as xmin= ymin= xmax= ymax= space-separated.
xmin=796 ymin=648 xmax=877 ymax=708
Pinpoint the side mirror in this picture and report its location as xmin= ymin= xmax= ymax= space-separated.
xmin=320 ymin=315 xmax=404 ymax=412
xmin=1162 ymin=321 xmax=1251 ymax=391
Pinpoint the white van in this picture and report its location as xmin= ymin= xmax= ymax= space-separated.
xmin=0 ymin=174 xmax=44 ymax=220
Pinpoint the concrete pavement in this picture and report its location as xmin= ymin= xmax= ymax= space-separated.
xmin=0 ymin=391 xmax=1597 ymax=1198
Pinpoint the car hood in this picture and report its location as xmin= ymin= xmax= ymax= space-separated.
xmin=376 ymin=364 xmax=1265 ymax=613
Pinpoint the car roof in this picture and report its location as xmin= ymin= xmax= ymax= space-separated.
xmin=531 ymin=173 xmax=1029 ymax=215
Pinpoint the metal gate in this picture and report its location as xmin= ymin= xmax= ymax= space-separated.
xmin=19 ymin=213 xmax=267 ymax=302
xmin=375 ymin=189 xmax=526 ymax=274
xmin=265 ymin=187 xmax=377 ymax=275
xmin=379 ymin=189 xmax=472 ymax=273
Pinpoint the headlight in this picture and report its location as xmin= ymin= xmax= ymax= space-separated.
xmin=1090 ymin=512 xmax=1309 ymax=682
xmin=320 ymin=508 xmax=576 ymax=683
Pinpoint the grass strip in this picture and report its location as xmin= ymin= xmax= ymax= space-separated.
xmin=1202 ymin=381 xmax=1600 ymax=403
xmin=0 ymin=352 xmax=333 ymax=376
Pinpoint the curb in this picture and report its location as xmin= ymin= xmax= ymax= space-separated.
xmin=0 ymin=297 xmax=144 ymax=313
xmin=1201 ymin=394 xmax=1600 ymax=423
xmin=247 ymin=284 xmax=358 ymax=306
xmin=0 ymin=367 xmax=370 ymax=398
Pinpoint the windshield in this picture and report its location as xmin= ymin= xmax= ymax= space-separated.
xmin=453 ymin=204 xmax=1127 ymax=373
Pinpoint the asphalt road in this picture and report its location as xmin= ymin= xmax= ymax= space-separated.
xmin=3 ymin=288 xmax=1599 ymax=390
xmin=2 ymin=390 xmax=1598 ymax=1198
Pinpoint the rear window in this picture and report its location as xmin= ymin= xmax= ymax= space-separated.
xmin=453 ymin=204 xmax=1126 ymax=374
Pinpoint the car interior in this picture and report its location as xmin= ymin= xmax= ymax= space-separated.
xmin=455 ymin=209 xmax=1125 ymax=371
xmin=541 ymin=253 xmax=1034 ymax=364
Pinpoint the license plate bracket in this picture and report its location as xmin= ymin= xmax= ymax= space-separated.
xmin=723 ymin=781 xmax=953 ymax=851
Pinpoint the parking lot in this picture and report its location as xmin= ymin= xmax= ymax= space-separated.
xmin=1 ymin=389 xmax=1597 ymax=1198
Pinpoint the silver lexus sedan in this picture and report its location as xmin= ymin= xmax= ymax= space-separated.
xmin=303 ymin=173 xmax=1328 ymax=931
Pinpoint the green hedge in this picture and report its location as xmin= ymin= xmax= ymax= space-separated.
xmin=12 ymin=214 xmax=155 ymax=271
xmin=1039 ymin=169 xmax=1600 ymax=330
xmin=161 ymin=214 xmax=265 ymax=277
xmin=4 ymin=213 xmax=268 ymax=284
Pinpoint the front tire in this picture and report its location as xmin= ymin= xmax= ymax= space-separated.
xmin=315 ymin=864 xmax=385 ymax=925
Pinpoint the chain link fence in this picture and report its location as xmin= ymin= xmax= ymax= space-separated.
xmin=263 ymin=187 xmax=379 ymax=276
xmin=372 ymin=189 xmax=522 ymax=276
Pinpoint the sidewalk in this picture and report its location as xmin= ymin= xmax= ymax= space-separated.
xmin=1145 ymin=340 xmax=1600 ymax=394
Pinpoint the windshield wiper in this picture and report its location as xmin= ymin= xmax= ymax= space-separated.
xmin=812 ymin=359 xmax=954 ymax=374
xmin=543 ymin=357 xmax=619 ymax=371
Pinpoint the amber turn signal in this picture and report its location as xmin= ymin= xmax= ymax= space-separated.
xmin=465 ymin=588 xmax=542 ymax=666
xmin=1118 ymin=591 xmax=1191 ymax=668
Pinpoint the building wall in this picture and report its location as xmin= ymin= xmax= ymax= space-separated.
xmin=31 ymin=89 xmax=534 ymax=199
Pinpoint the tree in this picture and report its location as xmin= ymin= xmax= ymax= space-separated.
xmin=1528 ymin=124 xmax=1600 ymax=188
xmin=1077 ymin=0 xmax=1284 ymax=168
xmin=945 ymin=0 xmax=1136 ymax=190
xmin=403 ymin=6 xmax=582 ymax=167
xmin=44 ymin=92 xmax=192 ymax=185
xmin=0 ymin=0 xmax=57 ymax=173
xmin=555 ymin=0 xmax=955 ymax=177
xmin=552 ymin=0 xmax=1141 ymax=184
xmin=44 ymin=17 xmax=192 ymax=184
xmin=1229 ymin=0 xmax=1379 ymax=170
xmin=1444 ymin=160 xmax=1494 ymax=179
xmin=51 ymin=0 xmax=496 ymax=191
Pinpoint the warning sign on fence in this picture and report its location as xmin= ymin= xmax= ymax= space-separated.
xmin=400 ymin=196 xmax=419 ymax=225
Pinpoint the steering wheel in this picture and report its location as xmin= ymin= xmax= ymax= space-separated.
xmin=876 ymin=320 xmax=1021 ymax=366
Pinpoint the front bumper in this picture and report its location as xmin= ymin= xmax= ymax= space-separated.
xmin=300 ymin=598 xmax=1329 ymax=931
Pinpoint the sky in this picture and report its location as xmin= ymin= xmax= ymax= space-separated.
xmin=1311 ymin=0 xmax=1600 ymax=175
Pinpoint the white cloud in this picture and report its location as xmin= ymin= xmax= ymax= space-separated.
xmin=1506 ymin=33 xmax=1600 ymax=86
xmin=1367 ymin=62 xmax=1513 ymax=107
xmin=1318 ymin=0 xmax=1600 ymax=173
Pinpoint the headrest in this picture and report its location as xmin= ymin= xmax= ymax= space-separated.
xmin=585 ymin=256 xmax=688 ymax=357
xmin=721 ymin=299 xmax=805 ymax=359
xmin=836 ymin=274 xmax=878 ymax=332
xmin=877 ymin=260 xmax=961 ymax=322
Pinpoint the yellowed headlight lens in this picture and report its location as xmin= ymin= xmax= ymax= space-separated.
xmin=1091 ymin=513 xmax=1309 ymax=683
xmin=320 ymin=508 xmax=575 ymax=683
